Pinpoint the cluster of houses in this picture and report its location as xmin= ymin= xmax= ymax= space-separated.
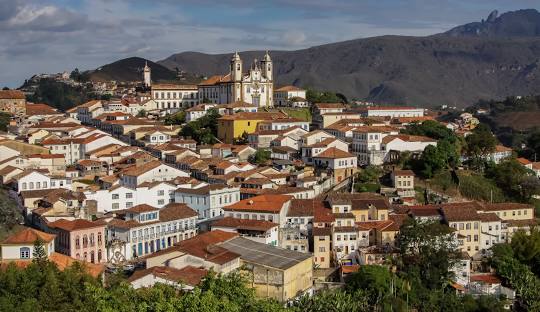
xmin=0 ymin=53 xmax=537 ymax=305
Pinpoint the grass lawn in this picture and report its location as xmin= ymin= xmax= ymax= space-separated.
xmin=268 ymin=107 xmax=312 ymax=122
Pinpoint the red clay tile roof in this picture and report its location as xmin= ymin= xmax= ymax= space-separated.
xmin=25 ymin=103 xmax=59 ymax=115
xmin=478 ymin=213 xmax=501 ymax=222
xmin=2 ymin=227 xmax=56 ymax=244
xmin=382 ymin=134 xmax=436 ymax=144
xmin=159 ymin=203 xmax=198 ymax=220
xmin=312 ymin=227 xmax=332 ymax=236
xmin=224 ymin=194 xmax=293 ymax=213
xmin=0 ymin=90 xmax=25 ymax=99
xmin=48 ymin=219 xmax=105 ymax=231
xmin=275 ymin=85 xmax=304 ymax=92
xmin=212 ymin=217 xmax=278 ymax=232
xmin=125 ymin=204 xmax=160 ymax=214
xmin=0 ymin=252 xmax=104 ymax=278
xmin=441 ymin=202 xmax=482 ymax=221
xmin=128 ymin=265 xmax=207 ymax=286
xmin=517 ymin=157 xmax=531 ymax=165
xmin=481 ymin=202 xmax=534 ymax=212
xmin=392 ymin=169 xmax=415 ymax=176
xmin=314 ymin=147 xmax=354 ymax=159
xmin=175 ymin=230 xmax=240 ymax=264
xmin=470 ymin=274 xmax=501 ymax=284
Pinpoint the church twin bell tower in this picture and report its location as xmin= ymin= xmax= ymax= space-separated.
xmin=228 ymin=51 xmax=274 ymax=107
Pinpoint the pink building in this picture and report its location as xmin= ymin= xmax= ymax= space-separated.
xmin=48 ymin=219 xmax=107 ymax=264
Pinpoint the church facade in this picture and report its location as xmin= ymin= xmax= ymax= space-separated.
xmin=198 ymin=52 xmax=274 ymax=107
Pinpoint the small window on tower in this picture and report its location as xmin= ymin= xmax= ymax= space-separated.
xmin=237 ymin=64 xmax=240 ymax=70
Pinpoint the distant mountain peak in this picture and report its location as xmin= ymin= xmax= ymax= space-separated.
xmin=444 ymin=8 xmax=540 ymax=38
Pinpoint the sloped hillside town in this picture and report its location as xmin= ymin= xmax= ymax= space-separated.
xmin=0 ymin=50 xmax=539 ymax=311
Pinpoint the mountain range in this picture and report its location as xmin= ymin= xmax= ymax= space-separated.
xmin=86 ymin=9 xmax=540 ymax=108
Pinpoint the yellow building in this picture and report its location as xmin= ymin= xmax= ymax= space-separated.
xmin=219 ymin=237 xmax=313 ymax=302
xmin=442 ymin=204 xmax=482 ymax=258
xmin=217 ymin=112 xmax=286 ymax=143
xmin=313 ymin=227 xmax=332 ymax=269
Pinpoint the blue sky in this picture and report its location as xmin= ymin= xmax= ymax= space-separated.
xmin=1 ymin=0 xmax=539 ymax=87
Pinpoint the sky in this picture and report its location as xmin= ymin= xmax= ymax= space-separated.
xmin=1 ymin=0 xmax=539 ymax=87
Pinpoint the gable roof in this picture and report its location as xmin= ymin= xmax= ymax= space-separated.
xmin=314 ymin=147 xmax=354 ymax=159
xmin=2 ymin=227 xmax=56 ymax=244
xmin=224 ymin=194 xmax=293 ymax=213
xmin=48 ymin=219 xmax=105 ymax=231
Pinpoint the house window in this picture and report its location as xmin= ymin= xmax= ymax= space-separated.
xmin=20 ymin=247 xmax=30 ymax=259
xmin=112 ymin=194 xmax=119 ymax=200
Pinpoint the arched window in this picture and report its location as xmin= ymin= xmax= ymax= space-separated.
xmin=76 ymin=253 xmax=80 ymax=259
xmin=29 ymin=182 xmax=34 ymax=189
xmin=90 ymin=251 xmax=95 ymax=263
xmin=83 ymin=235 xmax=88 ymax=248
xmin=98 ymin=249 xmax=102 ymax=262
xmin=90 ymin=233 xmax=95 ymax=246
xmin=83 ymin=252 xmax=87 ymax=261
xmin=20 ymin=247 xmax=30 ymax=259
xmin=22 ymin=182 xmax=27 ymax=190
xmin=97 ymin=232 xmax=102 ymax=245
xmin=75 ymin=235 xmax=80 ymax=249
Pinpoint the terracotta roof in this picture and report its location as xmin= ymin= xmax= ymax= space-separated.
xmin=218 ymin=112 xmax=286 ymax=121
xmin=356 ymin=220 xmax=393 ymax=231
xmin=28 ymin=153 xmax=64 ymax=159
xmin=481 ymin=202 xmax=534 ymax=212
xmin=224 ymin=194 xmax=293 ymax=213
xmin=48 ymin=219 xmax=105 ymax=231
xmin=314 ymin=103 xmax=345 ymax=109
xmin=341 ymin=264 xmax=360 ymax=274
xmin=174 ymin=230 xmax=240 ymax=264
xmin=2 ymin=227 xmax=56 ymax=244
xmin=0 ymin=90 xmax=25 ymax=99
xmin=128 ymin=265 xmax=207 ymax=286
xmin=441 ymin=202 xmax=481 ymax=221
xmin=470 ymin=274 xmax=501 ymax=284
xmin=121 ymin=160 xmax=163 ymax=177
xmin=352 ymin=126 xmax=398 ymax=133
xmin=367 ymin=106 xmax=418 ymax=111
xmin=25 ymin=103 xmax=59 ymax=115
xmin=494 ymin=145 xmax=512 ymax=153
xmin=392 ymin=169 xmax=415 ymax=176
xmin=151 ymin=84 xmax=197 ymax=90
xmin=382 ymin=134 xmax=436 ymax=144
xmin=125 ymin=204 xmax=159 ymax=214
xmin=478 ymin=213 xmax=501 ymax=222
xmin=159 ymin=203 xmax=198 ymax=221
xmin=198 ymin=75 xmax=225 ymax=86
xmin=212 ymin=217 xmax=278 ymax=232
xmin=517 ymin=157 xmax=532 ymax=165
xmin=0 ymin=252 xmax=104 ymax=278
xmin=275 ymin=85 xmax=304 ymax=92
xmin=312 ymin=227 xmax=332 ymax=236
xmin=314 ymin=147 xmax=354 ymax=159
xmin=175 ymin=184 xmax=231 ymax=195
xmin=287 ymin=199 xmax=320 ymax=217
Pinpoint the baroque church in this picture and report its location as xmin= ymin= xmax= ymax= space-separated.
xmin=198 ymin=51 xmax=274 ymax=107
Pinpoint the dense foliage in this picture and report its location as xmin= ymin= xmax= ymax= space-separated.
xmin=0 ymin=188 xmax=24 ymax=240
xmin=306 ymin=88 xmax=347 ymax=104
xmin=0 ymin=219 xmax=509 ymax=312
xmin=491 ymin=228 xmax=540 ymax=311
xmin=464 ymin=124 xmax=497 ymax=170
xmin=249 ymin=149 xmax=271 ymax=165
xmin=0 ymin=112 xmax=10 ymax=132
xmin=485 ymin=158 xmax=540 ymax=202
xmin=402 ymin=120 xmax=461 ymax=178
xmin=180 ymin=108 xmax=220 ymax=144
xmin=26 ymin=78 xmax=104 ymax=112
xmin=163 ymin=111 xmax=186 ymax=125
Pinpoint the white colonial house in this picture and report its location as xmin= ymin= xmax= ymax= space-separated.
xmin=174 ymin=184 xmax=241 ymax=220
xmin=120 ymin=160 xmax=189 ymax=188
xmin=105 ymin=203 xmax=198 ymax=261
xmin=362 ymin=106 xmax=424 ymax=118
xmin=273 ymin=86 xmax=307 ymax=107
xmin=151 ymin=84 xmax=199 ymax=111
xmin=13 ymin=170 xmax=70 ymax=193
xmin=211 ymin=217 xmax=279 ymax=246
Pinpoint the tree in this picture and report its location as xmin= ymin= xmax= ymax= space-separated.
xmin=345 ymin=265 xmax=392 ymax=306
xmin=233 ymin=131 xmax=249 ymax=144
xmin=357 ymin=165 xmax=382 ymax=183
xmin=136 ymin=109 xmax=147 ymax=118
xmin=397 ymin=219 xmax=459 ymax=289
xmin=32 ymin=238 xmax=48 ymax=266
xmin=2 ymin=87 xmax=9 ymax=90
xmin=305 ymin=88 xmax=343 ymax=103
xmin=420 ymin=145 xmax=446 ymax=178
xmin=249 ymin=149 xmax=271 ymax=165
xmin=465 ymin=123 xmax=497 ymax=170
xmin=485 ymin=158 xmax=537 ymax=201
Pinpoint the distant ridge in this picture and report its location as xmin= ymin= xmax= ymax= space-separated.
xmin=89 ymin=9 xmax=540 ymax=107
